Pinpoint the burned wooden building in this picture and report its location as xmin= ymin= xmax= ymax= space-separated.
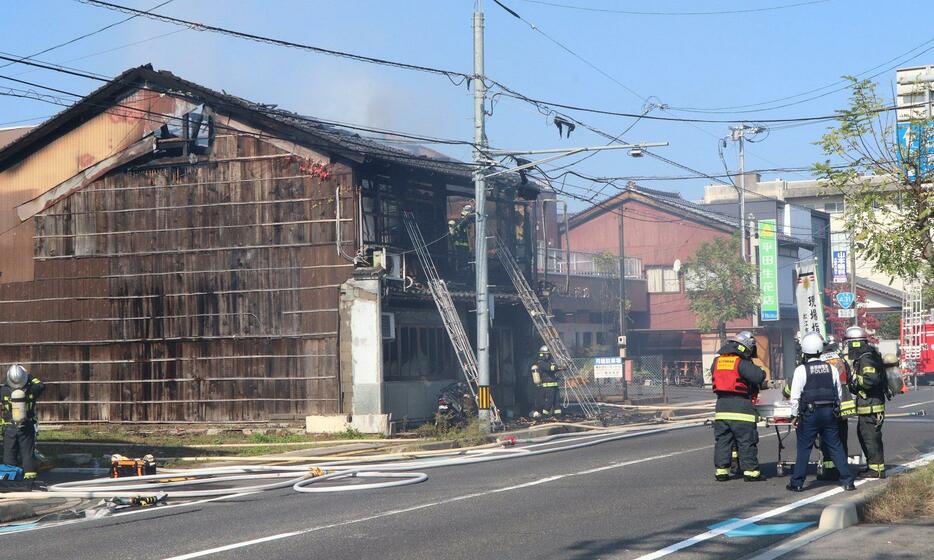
xmin=0 ymin=65 xmax=542 ymax=428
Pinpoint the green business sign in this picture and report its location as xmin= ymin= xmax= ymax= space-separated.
xmin=758 ymin=219 xmax=779 ymax=321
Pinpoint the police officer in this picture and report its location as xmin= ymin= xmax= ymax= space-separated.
xmin=786 ymin=332 xmax=856 ymax=492
xmin=817 ymin=334 xmax=856 ymax=480
xmin=844 ymin=325 xmax=888 ymax=478
xmin=2 ymin=364 xmax=45 ymax=480
xmin=712 ymin=331 xmax=767 ymax=482
xmin=530 ymin=345 xmax=562 ymax=417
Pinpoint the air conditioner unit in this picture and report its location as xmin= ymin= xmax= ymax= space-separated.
xmin=381 ymin=312 xmax=396 ymax=340
xmin=372 ymin=249 xmax=404 ymax=281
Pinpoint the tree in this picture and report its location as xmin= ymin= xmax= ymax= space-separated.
xmin=814 ymin=77 xmax=934 ymax=282
xmin=685 ymin=235 xmax=758 ymax=341
xmin=873 ymin=313 xmax=901 ymax=340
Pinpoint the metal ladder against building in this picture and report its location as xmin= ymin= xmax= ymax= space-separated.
xmin=402 ymin=212 xmax=501 ymax=423
xmin=901 ymin=279 xmax=925 ymax=365
xmin=494 ymin=237 xmax=602 ymax=419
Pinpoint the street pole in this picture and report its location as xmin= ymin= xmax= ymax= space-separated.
xmin=730 ymin=125 xmax=748 ymax=263
xmin=473 ymin=3 xmax=492 ymax=431
xmin=850 ymin=233 xmax=858 ymax=327
xmin=618 ymin=199 xmax=627 ymax=352
xmin=738 ymin=131 xmax=747 ymax=264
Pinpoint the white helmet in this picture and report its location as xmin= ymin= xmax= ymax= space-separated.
xmin=6 ymin=364 xmax=27 ymax=389
xmin=844 ymin=325 xmax=868 ymax=340
xmin=800 ymin=332 xmax=825 ymax=356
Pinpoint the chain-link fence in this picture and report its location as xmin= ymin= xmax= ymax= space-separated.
xmin=566 ymin=355 xmax=666 ymax=403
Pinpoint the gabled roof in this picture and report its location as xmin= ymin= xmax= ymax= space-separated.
xmin=569 ymin=184 xmax=812 ymax=247
xmin=0 ymin=65 xmax=531 ymax=190
xmin=856 ymin=277 xmax=904 ymax=303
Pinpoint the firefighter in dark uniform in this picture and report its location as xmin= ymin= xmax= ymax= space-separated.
xmin=2 ymin=364 xmax=45 ymax=480
xmin=530 ymin=345 xmax=562 ymax=417
xmin=817 ymin=334 xmax=856 ymax=480
xmin=712 ymin=331 xmax=767 ymax=482
xmin=448 ymin=205 xmax=473 ymax=275
xmin=844 ymin=326 xmax=888 ymax=478
xmin=786 ymin=332 xmax=856 ymax=492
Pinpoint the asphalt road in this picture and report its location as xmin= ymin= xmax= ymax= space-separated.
xmin=4 ymin=387 xmax=934 ymax=560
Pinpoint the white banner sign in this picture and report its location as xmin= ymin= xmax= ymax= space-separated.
xmin=594 ymin=357 xmax=624 ymax=379
xmin=795 ymin=259 xmax=826 ymax=337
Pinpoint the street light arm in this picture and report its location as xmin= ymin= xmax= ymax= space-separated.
xmin=482 ymin=142 xmax=669 ymax=179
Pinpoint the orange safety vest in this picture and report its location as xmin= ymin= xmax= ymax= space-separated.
xmin=712 ymin=355 xmax=750 ymax=395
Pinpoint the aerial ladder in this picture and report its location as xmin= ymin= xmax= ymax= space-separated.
xmin=402 ymin=212 xmax=501 ymax=425
xmin=495 ymin=237 xmax=602 ymax=419
xmin=901 ymin=279 xmax=925 ymax=367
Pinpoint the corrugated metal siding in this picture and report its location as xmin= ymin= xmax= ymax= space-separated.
xmin=0 ymin=132 xmax=353 ymax=422
xmin=0 ymin=91 xmax=194 ymax=284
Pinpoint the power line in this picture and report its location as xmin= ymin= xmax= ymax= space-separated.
xmin=0 ymin=0 xmax=174 ymax=71
xmin=76 ymin=0 xmax=472 ymax=86
xmin=669 ymin=35 xmax=934 ymax=114
xmin=517 ymin=0 xmax=831 ymax=17
xmin=492 ymin=0 xmax=646 ymax=103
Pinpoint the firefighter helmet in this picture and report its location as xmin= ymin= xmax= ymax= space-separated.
xmin=800 ymin=331 xmax=825 ymax=356
xmin=538 ymin=345 xmax=550 ymax=359
xmin=5 ymin=364 xmax=27 ymax=389
xmin=844 ymin=325 xmax=868 ymax=340
xmin=824 ymin=334 xmax=839 ymax=352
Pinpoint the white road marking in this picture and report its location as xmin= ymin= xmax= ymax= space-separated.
xmin=0 ymin=492 xmax=257 ymax=537
xmin=161 ymin=445 xmax=713 ymax=560
xmin=631 ymin=450 xmax=934 ymax=560
xmin=898 ymin=398 xmax=934 ymax=409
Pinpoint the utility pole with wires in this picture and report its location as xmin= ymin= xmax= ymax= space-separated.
xmin=727 ymin=124 xmax=766 ymax=263
xmin=471 ymin=1 xmax=666 ymax=430
xmin=472 ymin=1 xmax=493 ymax=431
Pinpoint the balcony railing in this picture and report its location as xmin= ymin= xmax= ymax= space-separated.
xmin=536 ymin=248 xmax=643 ymax=279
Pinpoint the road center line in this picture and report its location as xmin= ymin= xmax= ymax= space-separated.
xmin=899 ymin=398 xmax=934 ymax=409
xmin=161 ymin=444 xmax=713 ymax=560
xmin=632 ymin=449 xmax=934 ymax=560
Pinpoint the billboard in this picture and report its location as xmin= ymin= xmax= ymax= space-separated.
xmin=832 ymin=249 xmax=848 ymax=284
xmin=758 ymin=219 xmax=780 ymax=321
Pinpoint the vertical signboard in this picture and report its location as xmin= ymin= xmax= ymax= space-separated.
xmin=795 ymin=259 xmax=827 ymax=337
xmin=832 ymin=249 xmax=848 ymax=284
xmin=758 ymin=219 xmax=780 ymax=321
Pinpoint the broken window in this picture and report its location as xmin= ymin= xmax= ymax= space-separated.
xmin=154 ymin=104 xmax=215 ymax=157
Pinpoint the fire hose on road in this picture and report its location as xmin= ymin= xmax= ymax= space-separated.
xmin=2 ymin=421 xmax=708 ymax=502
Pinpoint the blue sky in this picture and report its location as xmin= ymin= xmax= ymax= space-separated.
xmin=1 ymin=0 xmax=930 ymax=207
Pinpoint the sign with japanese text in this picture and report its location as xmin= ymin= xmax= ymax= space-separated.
xmin=593 ymin=357 xmax=624 ymax=379
xmin=758 ymin=219 xmax=780 ymax=322
xmin=795 ymin=259 xmax=826 ymax=337
xmin=832 ymin=250 xmax=848 ymax=284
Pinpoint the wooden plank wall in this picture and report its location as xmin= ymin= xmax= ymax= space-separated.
xmin=0 ymin=132 xmax=355 ymax=422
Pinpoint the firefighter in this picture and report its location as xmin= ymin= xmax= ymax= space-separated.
xmin=844 ymin=325 xmax=888 ymax=478
xmin=530 ymin=345 xmax=562 ymax=417
xmin=448 ymin=205 xmax=474 ymax=274
xmin=786 ymin=332 xmax=856 ymax=492
xmin=2 ymin=364 xmax=45 ymax=480
xmin=712 ymin=331 xmax=767 ymax=482
xmin=817 ymin=334 xmax=856 ymax=480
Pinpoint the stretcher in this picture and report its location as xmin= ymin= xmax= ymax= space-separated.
xmin=754 ymin=399 xmax=802 ymax=476
xmin=754 ymin=393 xmax=863 ymax=477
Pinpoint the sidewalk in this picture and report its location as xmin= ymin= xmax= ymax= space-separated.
xmin=787 ymin=517 xmax=934 ymax=559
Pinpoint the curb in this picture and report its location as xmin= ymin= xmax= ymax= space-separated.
xmin=817 ymin=479 xmax=887 ymax=529
xmin=0 ymin=501 xmax=35 ymax=524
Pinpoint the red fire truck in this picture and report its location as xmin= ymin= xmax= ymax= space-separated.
xmin=902 ymin=321 xmax=934 ymax=384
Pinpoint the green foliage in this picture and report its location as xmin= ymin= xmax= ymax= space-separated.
xmin=684 ymin=235 xmax=758 ymax=332
xmin=873 ymin=313 xmax=901 ymax=340
xmin=813 ymin=77 xmax=934 ymax=282
xmin=592 ymin=251 xmax=619 ymax=276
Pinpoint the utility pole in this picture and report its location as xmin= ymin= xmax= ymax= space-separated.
xmin=618 ymin=202 xmax=627 ymax=348
xmin=473 ymin=2 xmax=492 ymax=430
xmin=729 ymin=126 xmax=748 ymax=262
xmin=728 ymin=124 xmax=766 ymax=262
